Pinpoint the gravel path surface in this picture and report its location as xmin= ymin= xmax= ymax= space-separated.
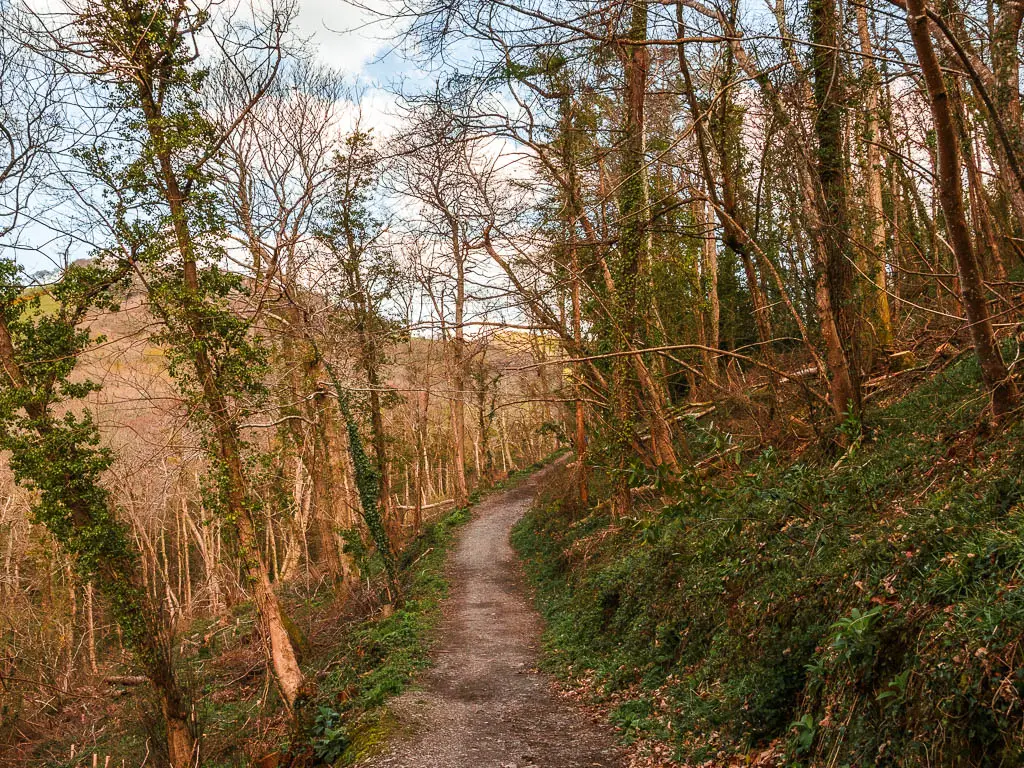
xmin=358 ymin=466 xmax=625 ymax=768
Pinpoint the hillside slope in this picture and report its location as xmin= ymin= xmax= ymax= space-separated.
xmin=514 ymin=355 xmax=1024 ymax=767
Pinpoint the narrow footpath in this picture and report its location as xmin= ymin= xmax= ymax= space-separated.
xmin=359 ymin=466 xmax=625 ymax=768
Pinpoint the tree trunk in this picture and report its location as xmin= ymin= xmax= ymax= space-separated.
xmin=312 ymin=391 xmax=347 ymax=580
xmin=989 ymin=0 xmax=1024 ymax=230
xmin=810 ymin=0 xmax=862 ymax=419
xmin=966 ymin=132 xmax=1007 ymax=280
xmin=612 ymin=0 xmax=679 ymax=511
xmin=140 ymin=97 xmax=309 ymax=713
xmin=855 ymin=1 xmax=895 ymax=352
xmin=702 ymin=202 xmax=721 ymax=380
xmin=85 ymin=581 xmax=98 ymax=674
xmin=415 ymin=389 xmax=429 ymax=529
xmin=449 ymin=224 xmax=470 ymax=507
xmin=571 ymin=239 xmax=589 ymax=504
xmin=677 ymin=6 xmax=776 ymax=387
xmin=904 ymin=0 xmax=1020 ymax=416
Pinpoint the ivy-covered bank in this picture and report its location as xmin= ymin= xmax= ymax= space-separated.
xmin=513 ymin=356 xmax=1024 ymax=767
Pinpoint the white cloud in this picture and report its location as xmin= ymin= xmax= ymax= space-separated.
xmin=293 ymin=0 xmax=386 ymax=74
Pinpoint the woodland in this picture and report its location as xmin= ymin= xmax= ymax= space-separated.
xmin=0 ymin=0 xmax=1023 ymax=766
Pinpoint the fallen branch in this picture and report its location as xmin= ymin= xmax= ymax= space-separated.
xmin=695 ymin=444 xmax=744 ymax=469
xmin=396 ymin=499 xmax=454 ymax=512
xmin=104 ymin=675 xmax=148 ymax=686
xmin=780 ymin=366 xmax=818 ymax=382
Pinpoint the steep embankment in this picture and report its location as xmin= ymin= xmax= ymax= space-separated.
xmin=514 ymin=355 xmax=1024 ymax=767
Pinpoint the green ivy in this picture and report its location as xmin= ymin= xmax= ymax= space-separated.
xmin=0 ymin=257 xmax=168 ymax=673
xmin=326 ymin=362 xmax=397 ymax=595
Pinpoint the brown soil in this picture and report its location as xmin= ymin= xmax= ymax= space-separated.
xmin=358 ymin=466 xmax=625 ymax=768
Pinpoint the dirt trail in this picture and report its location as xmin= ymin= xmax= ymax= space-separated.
xmin=358 ymin=466 xmax=625 ymax=768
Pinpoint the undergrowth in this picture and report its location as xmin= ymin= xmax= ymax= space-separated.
xmin=26 ymin=504 xmax=475 ymax=768
xmin=19 ymin=455 xmax=559 ymax=768
xmin=513 ymin=356 xmax=1024 ymax=767
xmin=310 ymin=505 xmax=471 ymax=765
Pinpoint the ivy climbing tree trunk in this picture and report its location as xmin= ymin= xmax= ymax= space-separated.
xmin=148 ymin=113 xmax=309 ymax=716
xmin=344 ymin=234 xmax=398 ymax=534
xmin=320 ymin=127 xmax=404 ymax=538
xmin=570 ymin=234 xmax=589 ymax=505
xmin=68 ymin=0 xmax=311 ymax=716
xmin=989 ymin=0 xmax=1024 ymax=231
xmin=324 ymin=362 xmax=399 ymax=598
xmin=810 ymin=0 xmax=862 ymax=422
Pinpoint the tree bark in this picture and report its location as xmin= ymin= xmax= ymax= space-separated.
xmin=683 ymin=0 xmax=859 ymax=420
xmin=448 ymin=222 xmax=470 ymax=507
xmin=904 ymin=0 xmax=1020 ymax=416
xmin=855 ymin=1 xmax=895 ymax=352
xmin=570 ymin=235 xmax=589 ymax=504
xmin=139 ymin=95 xmax=309 ymax=714
xmin=612 ymin=0 xmax=679 ymax=516
xmin=85 ymin=581 xmax=97 ymax=674
xmin=810 ymin=0 xmax=862 ymax=420
xmin=693 ymin=199 xmax=720 ymax=387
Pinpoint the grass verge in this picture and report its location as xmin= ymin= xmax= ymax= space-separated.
xmin=309 ymin=505 xmax=471 ymax=765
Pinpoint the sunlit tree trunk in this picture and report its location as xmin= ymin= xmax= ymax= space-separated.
xmin=692 ymin=199 xmax=720 ymax=387
xmin=570 ymin=238 xmax=589 ymax=504
xmin=904 ymin=0 xmax=1020 ymax=417
xmin=855 ymin=1 xmax=894 ymax=352
xmin=141 ymin=102 xmax=309 ymax=713
xmin=448 ymin=224 xmax=471 ymax=507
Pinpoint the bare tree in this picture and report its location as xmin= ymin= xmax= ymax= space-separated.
xmin=51 ymin=0 xmax=312 ymax=714
xmin=902 ymin=0 xmax=1019 ymax=417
